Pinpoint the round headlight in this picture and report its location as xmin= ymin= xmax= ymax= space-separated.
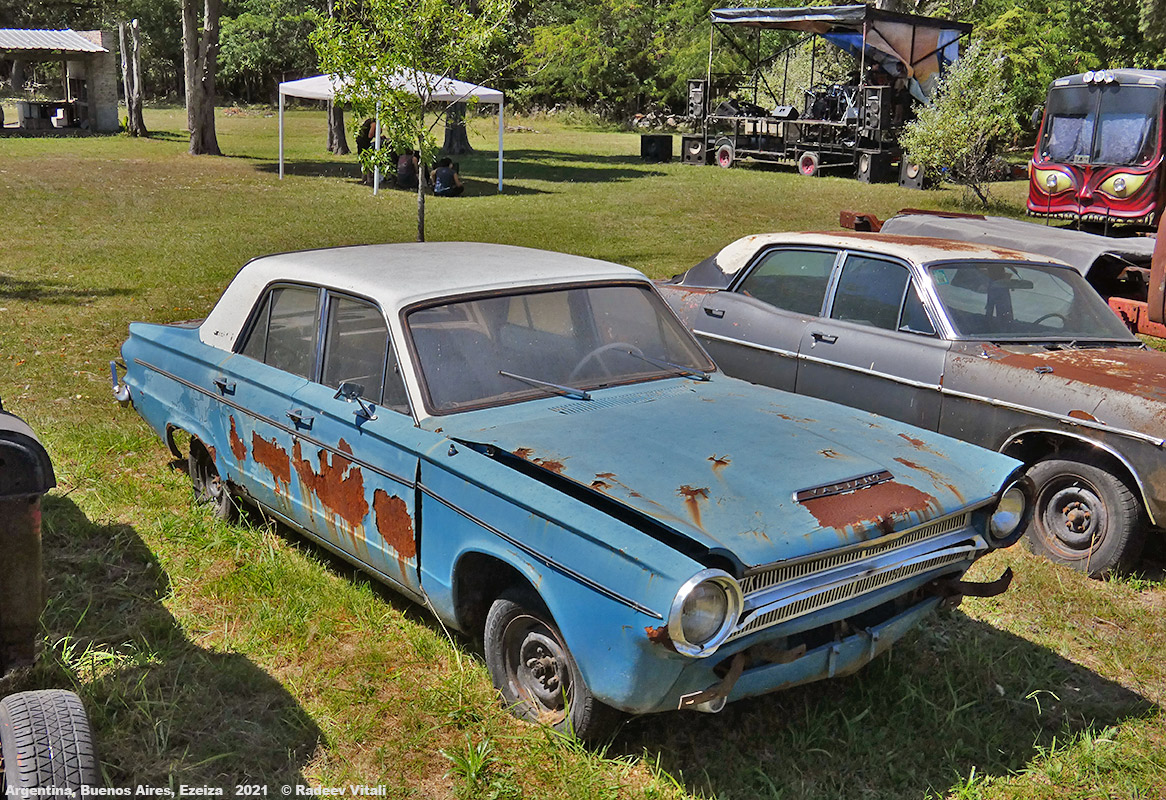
xmin=1113 ymin=176 xmax=1127 ymax=193
xmin=989 ymin=483 xmax=1028 ymax=546
xmin=1084 ymin=70 xmax=1096 ymax=83
xmin=1046 ymin=173 xmax=1060 ymax=189
xmin=668 ymin=570 xmax=743 ymax=657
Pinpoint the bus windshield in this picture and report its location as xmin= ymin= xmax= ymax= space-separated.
xmin=1041 ymin=83 xmax=1161 ymax=166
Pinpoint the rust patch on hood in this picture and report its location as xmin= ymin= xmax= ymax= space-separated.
xmin=678 ymin=485 xmax=710 ymax=529
xmin=894 ymin=457 xmax=965 ymax=504
xmin=708 ymin=454 xmax=731 ymax=473
xmin=251 ymin=432 xmax=290 ymax=484
xmin=533 ymin=457 xmax=565 ymax=473
xmin=229 ymin=417 xmax=247 ymax=461
xmin=969 ymin=345 xmax=1166 ymax=402
xmin=645 ymin=624 xmax=676 ymax=651
xmin=373 ymin=489 xmax=415 ymax=559
xmin=800 ymin=479 xmax=939 ymax=533
xmin=897 ymin=432 xmax=944 ymax=457
xmin=292 ymin=440 xmax=369 ymax=529
xmin=513 ymin=447 xmax=534 ymax=460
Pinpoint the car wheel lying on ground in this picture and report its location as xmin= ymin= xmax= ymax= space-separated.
xmin=115 ymin=242 xmax=1031 ymax=738
xmin=0 ymin=406 xmax=98 ymax=790
xmin=659 ymin=230 xmax=1166 ymax=578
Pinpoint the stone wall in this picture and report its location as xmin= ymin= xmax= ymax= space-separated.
xmin=75 ymin=30 xmax=118 ymax=133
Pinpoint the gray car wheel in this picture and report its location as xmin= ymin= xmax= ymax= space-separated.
xmin=1026 ymin=452 xmax=1145 ymax=577
xmin=188 ymin=439 xmax=235 ymax=521
xmin=0 ymin=690 xmax=97 ymax=791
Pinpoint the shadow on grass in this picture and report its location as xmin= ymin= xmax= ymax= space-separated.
xmin=613 ymin=609 xmax=1157 ymax=799
xmin=0 ymin=275 xmax=131 ymax=304
xmin=16 ymin=495 xmax=322 ymax=788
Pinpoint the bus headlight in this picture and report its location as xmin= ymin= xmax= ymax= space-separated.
xmin=1034 ymin=168 xmax=1073 ymax=195
xmin=1099 ymin=172 xmax=1147 ymax=198
xmin=668 ymin=569 xmax=743 ymax=657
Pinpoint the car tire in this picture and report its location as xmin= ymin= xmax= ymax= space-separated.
xmin=1026 ymin=452 xmax=1145 ymax=577
xmin=797 ymin=151 xmax=820 ymax=177
xmin=188 ymin=438 xmax=235 ymax=522
xmin=0 ymin=690 xmax=98 ymax=790
xmin=483 ymin=590 xmax=619 ymax=740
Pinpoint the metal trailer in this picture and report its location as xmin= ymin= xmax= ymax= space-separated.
xmin=682 ymin=5 xmax=970 ymax=184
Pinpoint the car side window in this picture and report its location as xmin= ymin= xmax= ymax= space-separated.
xmin=737 ymin=248 xmax=837 ymax=316
xmin=830 ymin=255 xmax=910 ymax=330
xmin=899 ymin=282 xmax=936 ymax=336
xmin=239 ymin=286 xmax=320 ymax=379
xmin=322 ymin=295 xmax=388 ymax=399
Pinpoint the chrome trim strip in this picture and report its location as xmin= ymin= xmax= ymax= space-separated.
xmin=798 ymin=350 xmax=942 ymax=391
xmin=135 ymin=357 xmax=415 ymax=488
xmin=418 ymin=485 xmax=663 ymax=620
xmin=694 ymin=329 xmax=798 ymax=359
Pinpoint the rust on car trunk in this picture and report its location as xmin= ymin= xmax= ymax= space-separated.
xmin=800 ymin=480 xmax=939 ymax=533
xmin=251 ymin=432 xmax=291 ymax=484
xmin=229 ymin=416 xmax=247 ymax=461
xmin=373 ymin=489 xmax=416 ymax=559
xmin=678 ymin=485 xmax=710 ymax=528
xmin=292 ymin=440 xmax=369 ymax=529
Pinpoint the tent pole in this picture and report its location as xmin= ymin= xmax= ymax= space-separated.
xmin=374 ymin=101 xmax=381 ymax=196
xmin=498 ymin=100 xmax=504 ymax=192
xmin=278 ymin=91 xmax=284 ymax=179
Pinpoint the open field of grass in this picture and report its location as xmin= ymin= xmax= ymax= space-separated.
xmin=1 ymin=106 xmax=1164 ymax=799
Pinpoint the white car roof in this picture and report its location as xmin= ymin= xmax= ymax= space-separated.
xmin=710 ymin=231 xmax=1064 ymax=278
xmin=199 ymin=242 xmax=644 ymax=350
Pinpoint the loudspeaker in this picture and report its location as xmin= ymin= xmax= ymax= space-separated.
xmin=772 ymin=105 xmax=799 ymax=120
xmin=857 ymin=151 xmax=894 ymax=183
xmin=687 ymin=79 xmax=707 ymax=119
xmin=899 ymin=158 xmax=926 ymax=189
xmin=641 ymin=134 xmax=673 ymax=163
xmin=862 ymin=86 xmax=891 ymax=132
xmin=681 ymin=135 xmax=707 ymax=165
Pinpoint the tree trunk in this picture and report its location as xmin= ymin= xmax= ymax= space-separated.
xmin=441 ymin=102 xmax=473 ymax=154
xmin=186 ymin=0 xmax=222 ymax=155
xmin=181 ymin=0 xmax=197 ymax=133
xmin=327 ymin=101 xmax=349 ymax=154
xmin=7 ymin=59 xmax=23 ymax=92
xmin=417 ymin=132 xmax=427 ymax=242
xmin=120 ymin=21 xmax=148 ymax=137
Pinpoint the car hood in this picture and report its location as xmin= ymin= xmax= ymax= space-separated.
xmin=427 ymin=378 xmax=1018 ymax=568
xmin=946 ymin=342 xmax=1166 ymax=434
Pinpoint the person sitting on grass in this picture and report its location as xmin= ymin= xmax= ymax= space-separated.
xmin=433 ymin=157 xmax=464 ymax=197
xmin=397 ymin=149 xmax=420 ymax=190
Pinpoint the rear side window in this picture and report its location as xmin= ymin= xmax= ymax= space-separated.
xmin=239 ymin=286 xmax=320 ymax=379
xmin=737 ymin=249 xmax=837 ymax=316
xmin=830 ymin=256 xmax=910 ymax=330
xmin=321 ymin=296 xmax=389 ymax=402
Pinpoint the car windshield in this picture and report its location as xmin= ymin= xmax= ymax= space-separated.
xmin=928 ymin=261 xmax=1137 ymax=341
xmin=407 ymin=283 xmax=716 ymax=413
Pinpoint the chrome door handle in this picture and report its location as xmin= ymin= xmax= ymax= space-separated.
xmin=286 ymin=409 xmax=314 ymax=429
xmin=704 ymin=307 xmax=726 ymax=318
xmin=810 ymin=331 xmax=837 ymax=344
xmin=212 ymin=376 xmax=236 ymax=394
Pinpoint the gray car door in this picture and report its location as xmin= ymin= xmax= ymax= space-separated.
xmin=794 ymin=251 xmax=949 ymax=430
xmin=690 ymin=247 xmax=840 ymax=391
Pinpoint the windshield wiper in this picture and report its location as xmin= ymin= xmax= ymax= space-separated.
xmin=499 ymin=370 xmax=591 ymax=401
xmin=624 ymin=350 xmax=711 ymax=381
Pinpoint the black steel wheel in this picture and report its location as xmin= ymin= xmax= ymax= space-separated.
xmin=0 ymin=690 xmax=97 ymax=791
xmin=484 ymin=591 xmax=618 ymax=740
xmin=797 ymin=151 xmax=820 ymax=177
xmin=1026 ymin=452 xmax=1145 ymax=577
xmin=188 ymin=438 xmax=235 ymax=521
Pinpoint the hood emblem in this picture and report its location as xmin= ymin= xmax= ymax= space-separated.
xmin=795 ymin=470 xmax=893 ymax=503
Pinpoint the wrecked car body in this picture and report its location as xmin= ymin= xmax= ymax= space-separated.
xmin=115 ymin=243 xmax=1029 ymax=737
xmin=660 ymin=231 xmax=1164 ymax=578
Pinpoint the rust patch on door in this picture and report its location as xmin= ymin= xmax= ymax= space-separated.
xmin=251 ymin=432 xmax=290 ymax=484
xmin=292 ymin=440 xmax=369 ymax=529
xmin=229 ymin=417 xmax=247 ymax=461
xmin=678 ymin=485 xmax=710 ymax=529
xmin=800 ymin=480 xmax=939 ymax=533
xmin=373 ymin=489 xmax=416 ymax=559
xmin=708 ymin=454 xmax=731 ymax=473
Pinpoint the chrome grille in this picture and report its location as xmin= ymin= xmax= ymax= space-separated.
xmin=730 ymin=549 xmax=971 ymax=641
xmin=739 ymin=512 xmax=969 ymax=595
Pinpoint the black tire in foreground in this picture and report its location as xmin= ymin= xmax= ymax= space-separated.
xmin=0 ymin=690 xmax=98 ymax=790
xmin=484 ymin=590 xmax=619 ymax=741
xmin=1026 ymin=451 xmax=1146 ymax=578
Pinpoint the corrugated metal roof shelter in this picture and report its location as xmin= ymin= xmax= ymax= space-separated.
xmin=0 ymin=29 xmax=117 ymax=133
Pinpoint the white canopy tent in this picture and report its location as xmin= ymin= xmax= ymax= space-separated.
xmin=277 ymin=71 xmax=505 ymax=193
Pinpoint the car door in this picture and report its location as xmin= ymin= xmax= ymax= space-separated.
xmin=691 ymin=247 xmax=840 ymax=391
xmin=289 ymin=291 xmax=428 ymax=597
xmin=220 ymin=283 xmax=319 ymax=521
xmin=794 ymin=252 xmax=949 ymax=430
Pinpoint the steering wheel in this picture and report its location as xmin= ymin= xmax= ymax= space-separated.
xmin=568 ymin=342 xmax=644 ymax=382
xmin=1032 ymin=312 xmax=1068 ymax=327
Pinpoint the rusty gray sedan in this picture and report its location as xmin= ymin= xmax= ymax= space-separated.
xmin=114 ymin=243 xmax=1029 ymax=737
xmin=660 ymin=231 xmax=1163 ymax=577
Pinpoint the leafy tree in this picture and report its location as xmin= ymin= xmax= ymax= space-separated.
xmin=899 ymin=41 xmax=1019 ymax=207
xmin=312 ymin=0 xmax=512 ymax=242
xmin=218 ymin=0 xmax=320 ymax=102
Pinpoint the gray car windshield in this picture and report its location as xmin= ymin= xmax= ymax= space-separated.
xmin=408 ymin=283 xmax=716 ymax=413
xmin=929 ymin=261 xmax=1136 ymax=341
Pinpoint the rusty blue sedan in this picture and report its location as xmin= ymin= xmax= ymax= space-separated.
xmin=114 ymin=243 xmax=1030 ymax=738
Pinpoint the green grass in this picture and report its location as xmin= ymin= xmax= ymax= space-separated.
xmin=1 ymin=106 xmax=1163 ymax=798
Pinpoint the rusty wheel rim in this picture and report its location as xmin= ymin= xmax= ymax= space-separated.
xmin=501 ymin=613 xmax=571 ymax=723
xmin=1038 ymin=476 xmax=1108 ymax=557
